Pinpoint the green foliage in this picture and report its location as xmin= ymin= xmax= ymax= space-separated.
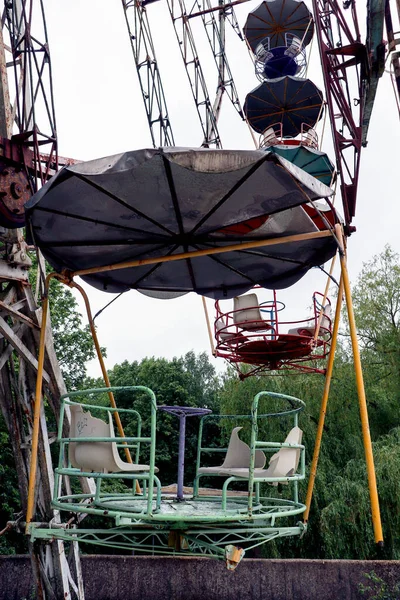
xmin=47 ymin=279 xmax=98 ymax=389
xmin=359 ymin=571 xmax=400 ymax=599
xmin=350 ymin=246 xmax=400 ymax=359
xmin=320 ymin=461 xmax=374 ymax=558
xmin=342 ymin=246 xmax=400 ymax=432
xmin=0 ymin=416 xmax=26 ymax=554
xmin=2 ymin=246 xmax=400 ymax=562
xmin=29 ymin=254 xmax=99 ymax=390
xmin=86 ymin=351 xmax=221 ymax=486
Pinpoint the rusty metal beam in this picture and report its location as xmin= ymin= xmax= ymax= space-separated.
xmin=192 ymin=0 xmax=245 ymax=126
xmin=166 ymin=0 xmax=221 ymax=147
xmin=122 ymin=0 xmax=175 ymax=147
xmin=187 ymin=0 xmax=251 ymax=19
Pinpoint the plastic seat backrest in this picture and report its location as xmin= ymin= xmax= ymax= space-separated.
xmin=216 ymin=317 xmax=238 ymax=342
xmin=221 ymin=427 xmax=266 ymax=469
xmin=70 ymin=404 xmax=127 ymax=473
xmin=320 ymin=304 xmax=331 ymax=331
xmin=284 ymin=37 xmax=301 ymax=58
xmin=267 ymin=426 xmax=303 ymax=478
xmin=68 ymin=404 xmax=80 ymax=469
xmin=302 ymin=127 xmax=318 ymax=149
xmin=233 ymin=293 xmax=266 ymax=331
xmin=261 ymin=127 xmax=280 ymax=147
xmin=288 ymin=304 xmax=332 ymax=337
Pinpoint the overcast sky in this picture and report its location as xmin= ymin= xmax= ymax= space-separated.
xmin=43 ymin=0 xmax=400 ymax=378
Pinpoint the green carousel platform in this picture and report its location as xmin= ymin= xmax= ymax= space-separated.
xmin=29 ymin=387 xmax=306 ymax=568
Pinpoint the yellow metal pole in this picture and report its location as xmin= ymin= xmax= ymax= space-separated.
xmin=26 ymin=273 xmax=54 ymax=526
xmin=336 ymin=226 xmax=383 ymax=545
xmin=70 ymin=230 xmax=333 ymax=279
xmin=202 ymin=297 xmax=216 ymax=356
xmin=70 ymin=284 xmax=130 ymax=456
xmin=304 ymin=272 xmax=344 ymax=523
xmin=70 ymin=282 xmax=141 ymax=494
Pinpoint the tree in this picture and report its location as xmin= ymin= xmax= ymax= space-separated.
xmin=88 ymin=351 xmax=221 ymax=486
xmin=0 ymin=422 xmax=26 ymax=554
xmin=0 ymin=258 xmax=99 ymax=552
xmin=29 ymin=256 xmax=98 ymax=390
xmin=350 ymin=246 xmax=400 ymax=361
xmin=47 ymin=278 xmax=98 ymax=389
xmin=343 ymin=246 xmax=400 ymax=390
xmin=320 ymin=427 xmax=400 ymax=559
xmin=341 ymin=246 xmax=400 ymax=437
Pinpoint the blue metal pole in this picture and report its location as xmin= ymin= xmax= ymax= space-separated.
xmin=177 ymin=414 xmax=186 ymax=500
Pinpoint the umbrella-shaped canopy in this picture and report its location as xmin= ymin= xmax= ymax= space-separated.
xmin=244 ymin=77 xmax=324 ymax=137
xmin=267 ymin=145 xmax=336 ymax=186
xmin=25 ymin=147 xmax=338 ymax=300
xmin=244 ymin=0 xmax=314 ymax=52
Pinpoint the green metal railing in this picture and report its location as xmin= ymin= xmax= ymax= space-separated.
xmin=51 ymin=387 xmax=306 ymax=523
xmin=54 ymin=386 xmax=158 ymax=516
xmin=29 ymin=388 xmax=308 ymax=560
xmin=194 ymin=391 xmax=305 ymax=515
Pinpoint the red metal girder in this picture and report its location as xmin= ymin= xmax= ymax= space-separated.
xmin=385 ymin=0 xmax=400 ymax=108
xmin=312 ymin=0 xmax=369 ymax=226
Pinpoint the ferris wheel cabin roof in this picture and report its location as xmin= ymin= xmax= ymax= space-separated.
xmin=25 ymin=147 xmax=338 ymax=299
xmin=244 ymin=0 xmax=315 ymax=52
xmin=244 ymin=77 xmax=324 ymax=138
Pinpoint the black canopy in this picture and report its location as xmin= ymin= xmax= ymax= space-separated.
xmin=25 ymin=147 xmax=338 ymax=299
xmin=245 ymin=77 xmax=324 ymax=137
xmin=244 ymin=0 xmax=314 ymax=52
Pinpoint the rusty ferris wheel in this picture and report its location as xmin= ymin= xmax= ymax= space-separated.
xmin=0 ymin=0 xmax=399 ymax=597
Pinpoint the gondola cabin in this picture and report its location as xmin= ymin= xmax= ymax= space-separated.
xmin=215 ymin=289 xmax=332 ymax=378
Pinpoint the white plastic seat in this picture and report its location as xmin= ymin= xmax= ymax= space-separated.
xmin=233 ymin=293 xmax=269 ymax=331
xmin=301 ymin=127 xmax=319 ymax=149
xmin=215 ymin=317 xmax=243 ymax=344
xmin=219 ymin=426 xmax=303 ymax=484
xmin=319 ymin=304 xmax=332 ymax=332
xmin=260 ymin=127 xmax=280 ymax=148
xmin=287 ymin=322 xmax=315 ymax=336
xmin=198 ymin=426 xmax=266 ymax=475
xmin=69 ymin=404 xmax=156 ymax=474
xmin=284 ymin=36 xmax=302 ymax=58
xmin=288 ymin=304 xmax=331 ymax=337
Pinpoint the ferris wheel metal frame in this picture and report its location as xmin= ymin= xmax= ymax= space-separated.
xmin=124 ymin=0 xmax=398 ymax=224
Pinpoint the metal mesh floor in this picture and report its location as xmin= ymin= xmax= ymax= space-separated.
xmin=96 ymin=497 xmax=252 ymax=516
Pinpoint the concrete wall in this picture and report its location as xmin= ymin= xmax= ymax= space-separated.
xmin=1 ymin=555 xmax=399 ymax=600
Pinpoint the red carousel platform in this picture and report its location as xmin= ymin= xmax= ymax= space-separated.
xmin=215 ymin=290 xmax=332 ymax=378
